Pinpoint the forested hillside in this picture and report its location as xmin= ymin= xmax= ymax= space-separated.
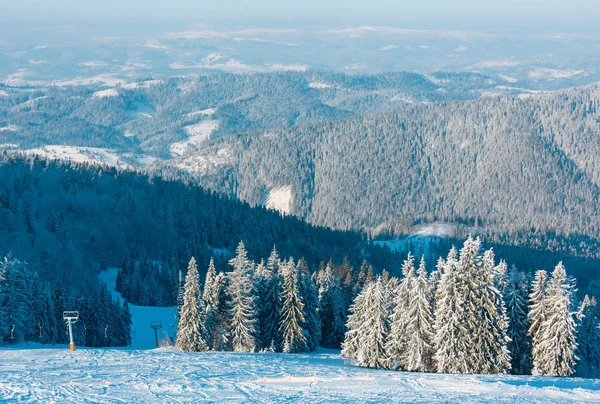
xmin=0 ymin=71 xmax=507 ymax=158
xmin=192 ymin=84 xmax=600 ymax=244
xmin=0 ymin=154 xmax=399 ymax=287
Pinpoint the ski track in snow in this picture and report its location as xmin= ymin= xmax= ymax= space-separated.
xmin=0 ymin=347 xmax=599 ymax=402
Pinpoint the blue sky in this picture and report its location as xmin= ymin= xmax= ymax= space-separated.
xmin=1 ymin=0 xmax=599 ymax=26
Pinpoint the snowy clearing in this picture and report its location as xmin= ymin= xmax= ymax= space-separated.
xmin=308 ymin=82 xmax=332 ymax=89
xmin=264 ymin=185 xmax=293 ymax=215
xmin=92 ymin=88 xmax=119 ymax=98
xmin=0 ymin=124 xmax=19 ymax=132
xmin=186 ymin=108 xmax=217 ymax=118
xmin=0 ymin=348 xmax=598 ymax=402
xmin=174 ymin=147 xmax=234 ymax=175
xmin=528 ymin=68 xmax=586 ymax=80
xmin=24 ymin=146 xmax=128 ymax=167
xmin=170 ymin=120 xmax=219 ymax=156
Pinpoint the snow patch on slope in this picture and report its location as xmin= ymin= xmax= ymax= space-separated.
xmin=309 ymin=82 xmax=332 ymax=89
xmin=92 ymin=88 xmax=119 ymax=98
xmin=0 ymin=124 xmax=19 ymax=132
xmin=170 ymin=120 xmax=219 ymax=156
xmin=186 ymin=108 xmax=217 ymax=118
xmin=175 ymin=147 xmax=233 ymax=175
xmin=264 ymin=185 xmax=293 ymax=215
xmin=24 ymin=146 xmax=128 ymax=167
xmin=528 ymin=68 xmax=585 ymax=80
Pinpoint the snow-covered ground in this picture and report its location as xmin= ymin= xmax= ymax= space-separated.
xmin=264 ymin=185 xmax=293 ymax=215
xmin=0 ymin=347 xmax=598 ymax=402
xmin=170 ymin=120 xmax=219 ymax=156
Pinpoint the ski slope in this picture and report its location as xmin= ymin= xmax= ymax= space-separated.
xmin=0 ymin=347 xmax=599 ymax=402
xmin=0 ymin=269 xmax=597 ymax=402
xmin=98 ymin=268 xmax=178 ymax=349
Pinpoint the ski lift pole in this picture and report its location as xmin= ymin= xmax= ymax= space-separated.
xmin=63 ymin=311 xmax=79 ymax=351
xmin=151 ymin=321 xmax=162 ymax=347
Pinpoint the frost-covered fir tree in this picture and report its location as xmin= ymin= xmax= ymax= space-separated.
xmin=202 ymin=258 xmax=219 ymax=350
xmin=401 ymin=257 xmax=434 ymax=372
xmin=279 ymin=259 xmax=307 ymax=353
xmin=176 ymin=257 xmax=207 ymax=352
xmin=386 ymin=253 xmax=417 ymax=370
xmin=528 ymin=270 xmax=549 ymax=344
xmin=471 ymin=249 xmax=511 ymax=374
xmin=433 ymin=246 xmax=469 ymax=373
xmin=211 ymin=271 xmax=231 ymax=351
xmin=504 ymin=265 xmax=531 ymax=374
xmin=341 ymin=277 xmax=371 ymax=361
xmin=227 ymin=241 xmax=257 ymax=352
xmin=317 ymin=263 xmax=346 ymax=348
xmin=0 ymin=257 xmax=32 ymax=343
xmin=297 ymin=258 xmax=322 ymax=351
xmin=203 ymin=258 xmax=217 ymax=307
xmin=356 ymin=278 xmax=391 ymax=369
xmin=576 ymin=295 xmax=600 ymax=378
xmin=532 ymin=262 xmax=578 ymax=377
xmin=493 ymin=260 xmax=508 ymax=294
xmin=260 ymin=247 xmax=282 ymax=351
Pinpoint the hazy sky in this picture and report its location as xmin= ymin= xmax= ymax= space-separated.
xmin=1 ymin=0 xmax=599 ymax=28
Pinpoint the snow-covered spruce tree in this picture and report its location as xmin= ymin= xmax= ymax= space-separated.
xmin=504 ymin=265 xmax=532 ymax=375
xmin=341 ymin=279 xmax=371 ymax=361
xmin=576 ymin=296 xmax=600 ymax=373
xmin=428 ymin=257 xmax=444 ymax=302
xmin=202 ymin=258 xmax=219 ymax=350
xmin=253 ymin=259 xmax=271 ymax=350
xmin=260 ymin=246 xmax=282 ymax=351
xmin=210 ymin=271 xmax=230 ymax=351
xmin=227 ymin=241 xmax=257 ymax=352
xmin=0 ymin=257 xmax=32 ymax=343
xmin=203 ymin=258 xmax=217 ymax=307
xmin=532 ymin=262 xmax=578 ymax=377
xmin=356 ymin=277 xmax=391 ymax=369
xmin=493 ymin=260 xmax=508 ymax=294
xmin=386 ymin=252 xmax=417 ymax=370
xmin=433 ymin=246 xmax=469 ymax=373
xmin=401 ymin=257 xmax=434 ymax=372
xmin=298 ymin=258 xmax=322 ymax=351
xmin=528 ymin=270 xmax=549 ymax=344
xmin=317 ymin=263 xmax=347 ymax=349
xmin=576 ymin=295 xmax=600 ymax=378
xmin=176 ymin=257 xmax=207 ymax=352
xmin=472 ymin=249 xmax=511 ymax=374
xmin=279 ymin=258 xmax=308 ymax=353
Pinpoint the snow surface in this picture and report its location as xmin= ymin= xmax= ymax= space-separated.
xmin=0 ymin=347 xmax=598 ymax=402
xmin=308 ymin=82 xmax=332 ymax=89
xmin=92 ymin=88 xmax=119 ymax=98
xmin=0 ymin=124 xmax=19 ymax=132
xmin=186 ymin=108 xmax=217 ymax=118
xmin=264 ymin=185 xmax=293 ymax=215
xmin=22 ymin=146 xmax=158 ymax=169
xmin=170 ymin=120 xmax=219 ymax=156
xmin=528 ymin=68 xmax=585 ymax=80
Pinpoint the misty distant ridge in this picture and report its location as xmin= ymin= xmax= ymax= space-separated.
xmin=0 ymin=22 xmax=599 ymax=90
